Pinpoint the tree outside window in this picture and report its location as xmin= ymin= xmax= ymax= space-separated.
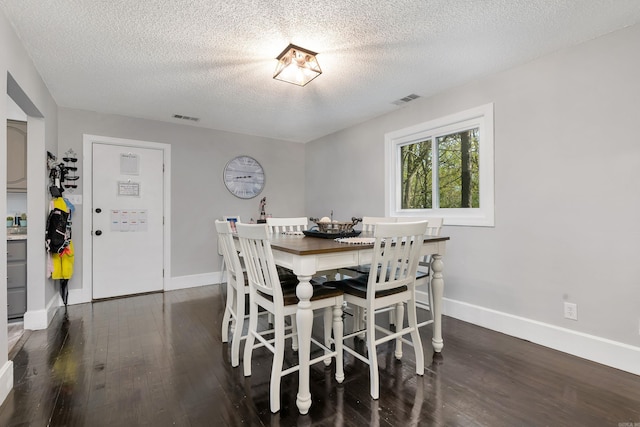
xmin=386 ymin=103 xmax=494 ymax=226
xmin=401 ymin=128 xmax=479 ymax=210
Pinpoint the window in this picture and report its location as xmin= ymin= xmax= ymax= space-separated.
xmin=385 ymin=103 xmax=494 ymax=226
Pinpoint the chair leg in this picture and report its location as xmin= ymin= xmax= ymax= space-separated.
xmin=231 ymin=288 xmax=244 ymax=367
xmin=323 ymin=307 xmax=332 ymax=366
xmin=388 ymin=307 xmax=395 ymax=327
xmin=356 ymin=307 xmax=365 ymax=339
xmin=229 ymin=291 xmax=238 ymax=335
xmin=366 ymin=307 xmax=379 ymax=399
xmin=333 ymin=303 xmax=344 ymax=383
xmin=407 ymin=299 xmax=424 ymax=376
xmin=270 ymin=313 xmax=286 ymax=413
xmin=221 ymin=284 xmax=233 ymax=343
xmin=394 ymin=302 xmax=404 ymax=360
xmin=243 ymin=299 xmax=259 ymax=377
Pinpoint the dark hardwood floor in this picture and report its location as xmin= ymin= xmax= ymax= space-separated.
xmin=0 ymin=285 xmax=638 ymax=426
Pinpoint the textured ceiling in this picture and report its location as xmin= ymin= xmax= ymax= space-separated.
xmin=2 ymin=1 xmax=640 ymax=143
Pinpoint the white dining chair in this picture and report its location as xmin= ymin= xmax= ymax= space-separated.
xmin=337 ymin=216 xmax=397 ymax=332
xmin=338 ymin=216 xmax=397 ymax=277
xmin=218 ymin=216 xmax=242 ymax=284
xmin=360 ymin=216 xmax=395 ymax=232
xmin=266 ymin=216 xmax=308 ymax=233
xmin=217 ymin=219 xmax=301 ymax=365
xmin=344 ymin=216 xmax=444 ymax=330
xmin=265 ymin=216 xmax=308 ymax=328
xmin=324 ymin=220 xmax=428 ymax=399
xmin=397 ymin=217 xmax=444 ymax=328
xmin=269 ymin=216 xmax=337 ymax=282
xmin=216 ymin=219 xmax=246 ymax=367
xmin=237 ymin=223 xmax=345 ymax=413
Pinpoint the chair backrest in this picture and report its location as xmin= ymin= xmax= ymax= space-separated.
xmin=367 ymin=221 xmax=428 ymax=296
xmin=361 ymin=216 xmax=396 ymax=233
xmin=215 ymin=220 xmax=245 ymax=291
xmin=395 ymin=217 xmax=443 ymax=236
xmin=236 ymin=223 xmax=284 ymax=305
xmin=423 ymin=217 xmax=443 ymax=236
xmin=266 ymin=217 xmax=308 ymax=233
xmin=395 ymin=217 xmax=443 ymax=274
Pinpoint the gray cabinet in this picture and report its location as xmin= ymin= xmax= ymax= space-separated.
xmin=7 ymin=240 xmax=27 ymax=319
xmin=7 ymin=119 xmax=27 ymax=192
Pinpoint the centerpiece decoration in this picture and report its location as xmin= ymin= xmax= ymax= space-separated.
xmin=305 ymin=212 xmax=362 ymax=238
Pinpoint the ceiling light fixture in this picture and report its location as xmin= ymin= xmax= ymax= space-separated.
xmin=273 ymin=44 xmax=322 ymax=87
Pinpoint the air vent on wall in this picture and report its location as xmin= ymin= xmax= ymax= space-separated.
xmin=172 ymin=114 xmax=200 ymax=122
xmin=391 ymin=93 xmax=420 ymax=106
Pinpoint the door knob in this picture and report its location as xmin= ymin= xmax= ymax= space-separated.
xmin=95 ymin=230 xmax=102 ymax=236
xmin=95 ymin=208 xmax=102 ymax=213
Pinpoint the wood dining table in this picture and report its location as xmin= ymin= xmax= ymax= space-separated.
xmin=267 ymin=231 xmax=450 ymax=415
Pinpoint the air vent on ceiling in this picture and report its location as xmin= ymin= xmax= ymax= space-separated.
xmin=172 ymin=114 xmax=200 ymax=122
xmin=391 ymin=93 xmax=420 ymax=106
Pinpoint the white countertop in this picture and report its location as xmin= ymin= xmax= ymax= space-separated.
xmin=7 ymin=234 xmax=27 ymax=241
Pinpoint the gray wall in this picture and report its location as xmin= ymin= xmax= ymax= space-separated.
xmin=1 ymin=8 xmax=60 ymax=403
xmin=58 ymin=108 xmax=306 ymax=288
xmin=306 ymin=24 xmax=640 ymax=348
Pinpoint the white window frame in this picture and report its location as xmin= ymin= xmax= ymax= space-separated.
xmin=385 ymin=103 xmax=495 ymax=227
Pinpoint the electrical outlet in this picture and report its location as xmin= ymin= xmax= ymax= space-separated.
xmin=564 ymin=302 xmax=578 ymax=320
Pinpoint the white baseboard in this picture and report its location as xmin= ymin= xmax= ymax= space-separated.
xmin=167 ymin=272 xmax=223 ymax=291
xmin=0 ymin=360 xmax=13 ymax=406
xmin=443 ymin=298 xmax=640 ymax=376
xmin=63 ymin=272 xmax=224 ymax=305
xmin=23 ymin=293 xmax=60 ymax=330
xmin=68 ymin=288 xmax=89 ymax=305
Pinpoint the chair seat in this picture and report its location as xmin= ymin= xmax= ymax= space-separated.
xmin=345 ymin=264 xmax=429 ymax=282
xmin=342 ymin=264 xmax=371 ymax=275
xmin=257 ymin=281 xmax=343 ymax=306
xmin=276 ymin=265 xmax=299 ymax=284
xmin=242 ymin=269 xmax=301 ymax=288
xmin=327 ymin=275 xmax=407 ymax=299
xmin=345 ymin=264 xmax=429 ymax=277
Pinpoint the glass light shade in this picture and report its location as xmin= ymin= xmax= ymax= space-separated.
xmin=273 ymin=44 xmax=322 ymax=86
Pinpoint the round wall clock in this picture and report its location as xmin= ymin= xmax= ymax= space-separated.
xmin=223 ymin=155 xmax=265 ymax=199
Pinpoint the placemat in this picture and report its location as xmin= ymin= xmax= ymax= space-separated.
xmin=334 ymin=237 xmax=376 ymax=244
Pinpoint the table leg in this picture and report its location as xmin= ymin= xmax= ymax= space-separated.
xmin=295 ymin=275 xmax=314 ymax=415
xmin=430 ymin=254 xmax=444 ymax=352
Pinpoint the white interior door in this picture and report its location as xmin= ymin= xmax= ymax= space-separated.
xmin=92 ymin=143 xmax=164 ymax=299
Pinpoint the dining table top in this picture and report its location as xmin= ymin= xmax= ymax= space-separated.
xmin=268 ymin=232 xmax=450 ymax=256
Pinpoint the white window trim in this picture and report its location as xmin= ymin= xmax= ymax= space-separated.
xmin=384 ymin=103 xmax=495 ymax=227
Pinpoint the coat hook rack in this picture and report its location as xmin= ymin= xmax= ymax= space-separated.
xmin=62 ymin=148 xmax=79 ymax=192
xmin=47 ymin=148 xmax=81 ymax=197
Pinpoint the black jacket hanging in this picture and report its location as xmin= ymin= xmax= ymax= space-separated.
xmin=46 ymin=207 xmax=70 ymax=254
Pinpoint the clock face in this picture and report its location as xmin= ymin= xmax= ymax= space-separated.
xmin=223 ymin=155 xmax=265 ymax=199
